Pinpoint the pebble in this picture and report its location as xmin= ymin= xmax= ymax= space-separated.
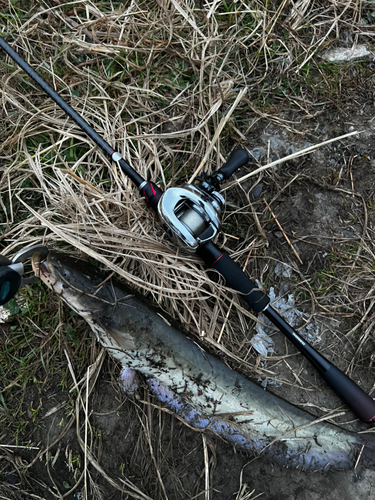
xmin=249 ymin=147 xmax=265 ymax=162
xmin=357 ymin=144 xmax=368 ymax=155
xmin=252 ymin=184 xmax=263 ymax=198
xmin=342 ymin=229 xmax=355 ymax=238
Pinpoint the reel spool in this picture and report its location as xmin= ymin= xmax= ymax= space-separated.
xmin=157 ymin=184 xmax=224 ymax=251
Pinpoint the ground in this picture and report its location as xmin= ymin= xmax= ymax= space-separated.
xmin=0 ymin=1 xmax=375 ymax=499
xmin=2 ymin=106 xmax=375 ymax=499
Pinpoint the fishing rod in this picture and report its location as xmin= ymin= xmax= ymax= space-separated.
xmin=1 ymin=35 xmax=374 ymax=423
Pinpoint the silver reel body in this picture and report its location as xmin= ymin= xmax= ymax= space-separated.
xmin=157 ymin=184 xmax=224 ymax=251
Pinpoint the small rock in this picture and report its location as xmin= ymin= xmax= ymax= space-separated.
xmin=343 ymin=229 xmax=355 ymax=238
xmin=273 ymin=231 xmax=283 ymax=239
xmin=249 ymin=147 xmax=264 ymax=162
xmin=357 ymin=144 xmax=368 ymax=155
xmin=252 ymin=184 xmax=263 ymax=199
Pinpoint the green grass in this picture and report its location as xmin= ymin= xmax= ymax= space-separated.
xmin=0 ymin=280 xmax=94 ymax=445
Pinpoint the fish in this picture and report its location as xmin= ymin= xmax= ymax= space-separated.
xmin=35 ymin=250 xmax=375 ymax=471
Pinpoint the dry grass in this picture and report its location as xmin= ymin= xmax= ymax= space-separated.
xmin=1 ymin=0 xmax=375 ymax=498
xmin=1 ymin=0 xmax=373 ymax=359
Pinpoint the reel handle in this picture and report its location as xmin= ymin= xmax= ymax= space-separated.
xmin=216 ymin=149 xmax=250 ymax=180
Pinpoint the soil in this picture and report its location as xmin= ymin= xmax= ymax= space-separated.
xmin=0 ymin=370 xmax=375 ymax=500
xmin=2 ymin=95 xmax=375 ymax=500
xmin=236 ymin=109 xmax=375 ymax=430
xmin=1 ymin=366 xmax=375 ymax=500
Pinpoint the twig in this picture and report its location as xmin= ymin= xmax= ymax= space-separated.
xmin=84 ymin=367 xmax=89 ymax=500
xmin=222 ymin=131 xmax=360 ymax=190
xmin=203 ymin=435 xmax=210 ymax=500
xmin=264 ymin=200 xmax=303 ymax=265
xmin=354 ymin=445 xmax=365 ymax=470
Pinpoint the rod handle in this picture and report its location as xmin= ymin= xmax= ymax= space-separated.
xmin=197 ymin=242 xmax=270 ymax=313
xmin=322 ymin=364 xmax=375 ymax=423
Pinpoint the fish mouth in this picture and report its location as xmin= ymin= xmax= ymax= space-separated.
xmin=39 ymin=259 xmax=52 ymax=276
xmin=32 ymin=252 xmax=53 ymax=280
xmin=32 ymin=250 xmax=108 ymax=320
xmin=32 ymin=251 xmax=64 ymax=295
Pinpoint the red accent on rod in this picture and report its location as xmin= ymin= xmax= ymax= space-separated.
xmin=212 ymin=253 xmax=224 ymax=266
xmin=142 ymin=190 xmax=149 ymax=202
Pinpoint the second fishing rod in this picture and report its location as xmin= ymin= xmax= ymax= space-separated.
xmin=1 ymin=35 xmax=374 ymax=423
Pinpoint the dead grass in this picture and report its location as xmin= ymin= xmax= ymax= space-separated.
xmin=1 ymin=0 xmax=373 ymax=356
xmin=0 ymin=0 xmax=375 ymax=498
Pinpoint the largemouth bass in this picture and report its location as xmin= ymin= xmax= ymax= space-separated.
xmin=35 ymin=250 xmax=375 ymax=471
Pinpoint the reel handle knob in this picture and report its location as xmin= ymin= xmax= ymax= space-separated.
xmin=216 ymin=149 xmax=250 ymax=180
xmin=0 ymin=267 xmax=21 ymax=306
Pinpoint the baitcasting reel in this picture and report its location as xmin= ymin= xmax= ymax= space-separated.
xmin=0 ymin=245 xmax=49 ymax=306
xmin=157 ymin=149 xmax=251 ymax=250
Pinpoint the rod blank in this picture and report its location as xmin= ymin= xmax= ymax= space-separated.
xmin=0 ymin=36 xmax=144 ymax=187
xmin=199 ymin=241 xmax=375 ymax=423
